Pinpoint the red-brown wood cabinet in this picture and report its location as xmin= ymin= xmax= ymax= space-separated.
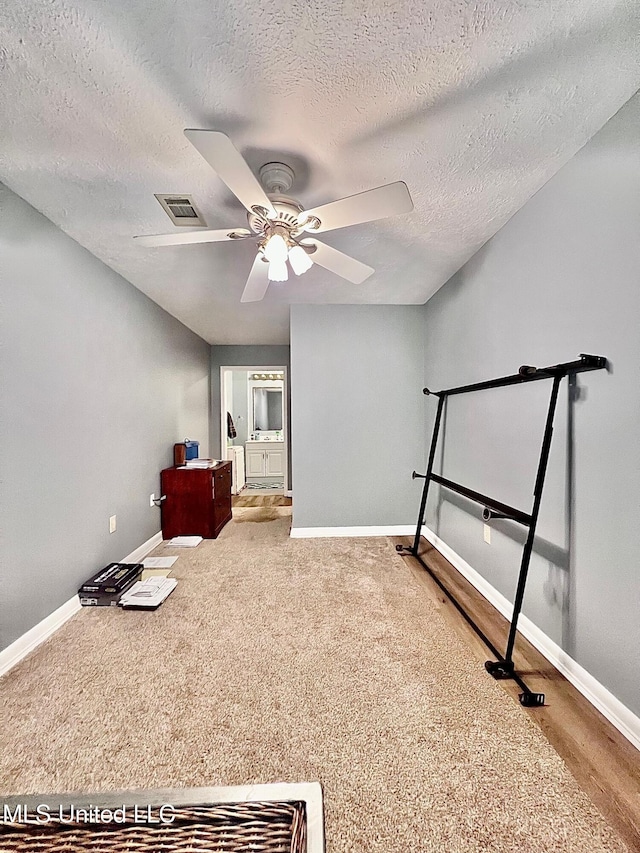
xmin=160 ymin=462 xmax=232 ymax=540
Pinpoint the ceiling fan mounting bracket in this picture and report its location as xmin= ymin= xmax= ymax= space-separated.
xmin=298 ymin=241 xmax=318 ymax=255
xmin=298 ymin=214 xmax=322 ymax=231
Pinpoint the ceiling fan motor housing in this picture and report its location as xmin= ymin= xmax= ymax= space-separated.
xmin=247 ymin=195 xmax=305 ymax=237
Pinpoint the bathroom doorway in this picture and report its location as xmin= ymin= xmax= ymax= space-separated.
xmin=220 ymin=366 xmax=289 ymax=497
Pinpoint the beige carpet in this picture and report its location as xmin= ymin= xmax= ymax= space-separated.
xmin=0 ymin=517 xmax=629 ymax=853
xmin=232 ymin=506 xmax=292 ymax=523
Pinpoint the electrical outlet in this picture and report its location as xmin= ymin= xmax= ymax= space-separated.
xmin=149 ymin=493 xmax=156 ymax=508
xmin=483 ymin=524 xmax=491 ymax=544
xmin=109 ymin=515 xmax=117 ymax=534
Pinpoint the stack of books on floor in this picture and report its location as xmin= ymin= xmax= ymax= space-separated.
xmin=78 ymin=562 xmax=177 ymax=609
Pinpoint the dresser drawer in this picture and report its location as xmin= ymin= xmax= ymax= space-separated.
xmin=212 ymin=464 xmax=232 ymax=507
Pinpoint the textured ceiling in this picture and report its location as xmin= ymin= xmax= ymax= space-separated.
xmin=1 ymin=1 xmax=639 ymax=344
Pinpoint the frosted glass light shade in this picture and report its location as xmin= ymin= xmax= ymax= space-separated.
xmin=264 ymin=233 xmax=288 ymax=263
xmin=268 ymin=259 xmax=288 ymax=282
xmin=288 ymin=244 xmax=313 ymax=275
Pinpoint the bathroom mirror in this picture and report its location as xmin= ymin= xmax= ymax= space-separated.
xmin=252 ymin=388 xmax=283 ymax=431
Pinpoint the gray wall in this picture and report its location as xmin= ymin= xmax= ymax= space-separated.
xmin=420 ymin=94 xmax=640 ymax=715
xmin=0 ymin=184 xmax=211 ymax=651
xmin=290 ymin=305 xmax=425 ymax=529
xmin=230 ymin=370 xmax=249 ymax=447
xmin=210 ymin=346 xmax=291 ymax=487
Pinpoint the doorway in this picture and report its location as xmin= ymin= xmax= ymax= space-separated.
xmin=220 ymin=366 xmax=289 ymax=497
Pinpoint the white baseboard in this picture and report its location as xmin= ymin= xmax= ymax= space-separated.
xmin=122 ymin=531 xmax=163 ymax=564
xmin=421 ymin=526 xmax=640 ymax=752
xmin=284 ymin=490 xmax=293 ymax=498
xmin=0 ymin=531 xmax=163 ymax=678
xmin=290 ymin=525 xmax=415 ymax=539
xmin=0 ymin=596 xmax=82 ymax=679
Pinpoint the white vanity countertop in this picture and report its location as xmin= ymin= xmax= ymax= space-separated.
xmin=245 ymin=439 xmax=285 ymax=444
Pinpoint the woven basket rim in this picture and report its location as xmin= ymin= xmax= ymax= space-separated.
xmin=0 ymin=800 xmax=307 ymax=853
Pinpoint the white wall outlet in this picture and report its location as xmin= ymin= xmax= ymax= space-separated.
xmin=149 ymin=493 xmax=156 ymax=508
xmin=109 ymin=514 xmax=117 ymax=534
xmin=483 ymin=523 xmax=491 ymax=544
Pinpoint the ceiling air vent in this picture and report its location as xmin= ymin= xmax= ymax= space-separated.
xmin=154 ymin=194 xmax=207 ymax=227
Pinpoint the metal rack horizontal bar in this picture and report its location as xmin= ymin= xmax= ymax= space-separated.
xmin=423 ymin=354 xmax=606 ymax=398
xmin=429 ymin=474 xmax=532 ymax=527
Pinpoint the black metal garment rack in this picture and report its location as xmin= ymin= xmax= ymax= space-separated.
xmin=397 ymin=353 xmax=607 ymax=707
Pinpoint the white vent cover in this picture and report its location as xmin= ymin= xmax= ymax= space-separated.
xmin=154 ymin=194 xmax=207 ymax=227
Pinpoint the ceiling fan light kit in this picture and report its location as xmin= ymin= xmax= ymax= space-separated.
xmin=134 ymin=130 xmax=414 ymax=302
xmin=262 ymin=226 xmax=315 ymax=282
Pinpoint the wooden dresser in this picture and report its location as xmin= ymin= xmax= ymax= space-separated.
xmin=160 ymin=461 xmax=232 ymax=540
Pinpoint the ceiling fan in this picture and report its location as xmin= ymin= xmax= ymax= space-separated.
xmin=134 ymin=130 xmax=414 ymax=303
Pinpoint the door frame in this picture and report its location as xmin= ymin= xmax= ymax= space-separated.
xmin=219 ymin=365 xmax=289 ymax=494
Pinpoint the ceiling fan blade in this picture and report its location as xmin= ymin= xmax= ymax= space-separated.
xmin=184 ymin=130 xmax=276 ymax=217
xmin=298 ymin=181 xmax=413 ymax=234
xmin=134 ymin=228 xmax=253 ymax=247
xmin=302 ymin=239 xmax=374 ymax=284
xmin=241 ymin=253 xmax=271 ymax=303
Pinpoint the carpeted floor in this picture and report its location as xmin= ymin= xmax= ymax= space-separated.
xmin=232 ymin=506 xmax=292 ymax=523
xmin=0 ymin=517 xmax=629 ymax=853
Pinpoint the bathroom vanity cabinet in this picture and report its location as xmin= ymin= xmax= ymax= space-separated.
xmin=244 ymin=441 xmax=285 ymax=479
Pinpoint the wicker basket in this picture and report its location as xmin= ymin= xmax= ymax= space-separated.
xmin=0 ymin=801 xmax=306 ymax=852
